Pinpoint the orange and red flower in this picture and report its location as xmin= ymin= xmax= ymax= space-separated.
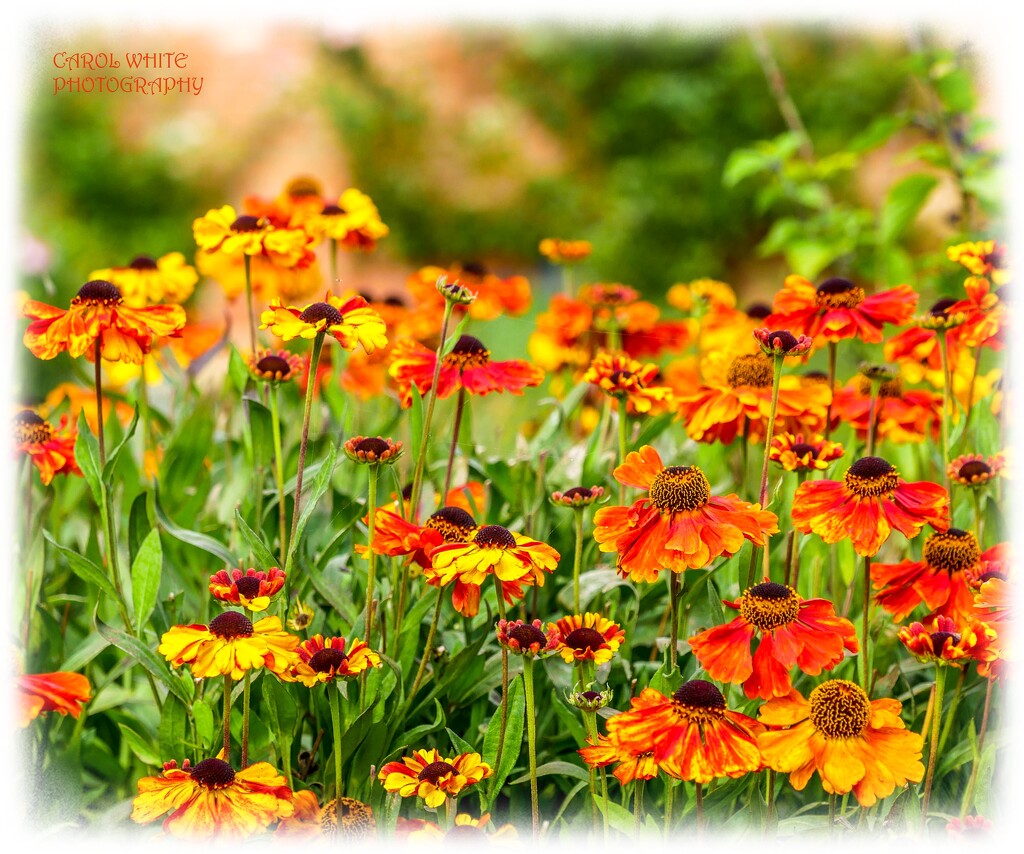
xmin=791 ymin=455 xmax=949 ymax=557
xmin=23 ymin=280 xmax=186 ymax=364
xmin=829 ymin=372 xmax=942 ymax=444
xmin=362 ymin=504 xmax=478 ymax=569
xmin=406 ymin=262 xmax=531 ymax=322
xmin=948 ymin=453 xmax=1005 ymax=488
xmin=18 ymin=670 xmax=91 ymax=727
xmin=389 ymin=335 xmax=544 ymax=408
xmin=209 ymin=567 xmax=287 ymax=612
xmin=193 ymin=205 xmax=312 ymax=266
xmin=260 ymin=293 xmax=387 ymax=352
xmin=378 ymin=749 xmax=491 ymax=809
xmin=757 ymin=680 xmax=924 ymax=806
xmin=539 ymin=238 xmax=592 ymax=264
xmin=496 ymin=619 xmax=559 ymax=657
xmin=947 ymin=240 xmax=1008 ymax=285
xmin=688 ymin=581 xmax=858 ymax=700
xmin=14 ymin=409 xmax=81 ymax=486
xmin=304 ymin=188 xmax=389 ymax=251
xmin=764 ymin=275 xmax=917 ymax=345
xmin=898 ymin=615 xmax=997 ymax=667
xmin=593 ymin=445 xmax=778 ymax=582
xmin=549 ymin=613 xmax=626 ymax=665
xmin=88 ymin=252 xmax=198 ymax=307
xmin=769 ymin=432 xmax=844 ymax=473
xmin=582 ymin=350 xmax=674 ymax=414
xmin=282 ymin=635 xmax=381 ymax=687
xmin=579 ymin=733 xmax=659 ymax=785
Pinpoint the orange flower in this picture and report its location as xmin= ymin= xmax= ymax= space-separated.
xmin=23 ymin=280 xmax=186 ymax=364
xmin=159 ymin=612 xmax=299 ymax=679
xmin=791 ymin=455 xmax=949 ymax=557
xmin=131 ymin=754 xmax=293 ymax=839
xmin=769 ymin=432 xmax=844 ymax=473
xmin=361 ymin=504 xmax=478 ymax=569
xmin=605 ymin=681 xmax=763 ymax=783
xmin=527 ymin=295 xmax=594 ymax=373
xmin=282 ymin=635 xmax=381 ymax=687
xmin=764 ymin=275 xmax=917 ymax=345
xmin=757 ymin=680 xmax=924 ymax=806
xmin=871 ymin=530 xmax=1004 ymax=623
xmin=688 ymin=581 xmax=858 ymax=700
xmin=342 ymin=435 xmax=403 ymax=465
xmin=208 ymin=567 xmax=286 ymax=612
xmin=13 ymin=409 xmax=81 ymax=486
xmin=898 ymin=615 xmax=997 ymax=667
xmin=388 ymin=335 xmax=544 ymax=408
xmin=549 ymin=613 xmax=626 ymax=665
xmin=378 ymin=749 xmax=491 ymax=809
xmin=406 ymin=262 xmax=531 ymax=322
xmin=948 ymin=276 xmax=1006 ymax=349
xmin=582 ymin=350 xmax=674 ymax=414
xmin=592 ymin=445 xmax=778 ymax=582
xmin=18 ymin=671 xmax=90 ymax=726
xmin=88 ymin=252 xmax=198 ymax=307
xmin=539 ymin=238 xmax=592 ymax=264
xmin=973 ymin=574 xmax=1013 ymax=678
xmin=579 ymin=733 xmax=659 ymax=785
xmin=196 ymin=246 xmax=322 ymax=302
xmin=829 ymin=372 xmax=942 ymax=444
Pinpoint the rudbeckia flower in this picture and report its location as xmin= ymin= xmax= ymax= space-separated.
xmin=378 ymin=749 xmax=492 ymax=809
xmin=764 ymin=275 xmax=917 ymax=345
xmin=539 ymin=238 xmax=592 ymax=264
xmin=791 ymin=455 xmax=949 ymax=557
xmin=208 ymin=567 xmax=286 ymax=612
xmin=406 ymin=262 xmax=531 ymax=322
xmin=282 ymin=635 xmax=381 ymax=687
xmin=23 ymin=279 xmax=186 ymax=364
xmin=898 ymin=615 xmax=997 ymax=667
xmin=88 ymin=253 xmax=198 ymax=307
xmin=18 ymin=671 xmax=90 ymax=727
xmin=343 ymin=435 xmax=403 ymax=465
xmin=361 ymin=504 xmax=478 ymax=570
xmin=193 ymin=205 xmax=312 ymax=266
xmin=131 ymin=754 xmax=293 ymax=839
xmin=592 ymin=445 xmax=778 ymax=582
xmin=579 ymin=733 xmax=659 ymax=785
xmin=159 ymin=611 xmax=299 ymax=679
xmin=42 ymin=381 xmax=134 ymax=435
xmin=605 ymin=681 xmax=763 ymax=783
xmin=828 ymin=372 xmax=942 ymax=444
xmin=871 ymin=529 xmax=1005 ymax=623
xmin=948 ymin=453 xmax=1005 ymax=487
xmin=947 ymin=240 xmax=1008 ymax=285
xmin=496 ymin=619 xmax=559 ymax=657
xmin=757 ymin=680 xmax=924 ymax=807
xmin=388 ymin=335 xmax=544 ymax=408
xmin=318 ymin=797 xmax=376 ymax=840
xmin=305 ymin=188 xmax=389 ymax=250
xmin=248 ymin=348 xmax=303 ymax=384
xmin=13 ymin=409 xmax=81 ymax=486
xmin=582 ymin=350 xmax=674 ymax=414
xmin=688 ymin=581 xmax=858 ymax=700
xmin=549 ymin=613 xmax=625 ymax=665
xmin=259 ymin=293 xmax=387 ymax=353
xmin=769 ymin=432 xmax=844 ymax=472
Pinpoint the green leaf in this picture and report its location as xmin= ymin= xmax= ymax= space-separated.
xmin=75 ymin=410 xmax=102 ymax=504
xmin=98 ymin=622 xmax=190 ymax=704
xmin=482 ymin=674 xmax=525 ymax=810
xmin=446 ymin=727 xmax=476 ymax=757
xmin=287 ymin=440 xmax=338 ymax=569
xmin=131 ymin=529 xmax=162 ymax=627
xmin=878 ymin=173 xmax=938 ymax=245
xmin=44 ymin=531 xmax=117 ymax=599
xmin=227 ymin=345 xmax=251 ymax=397
xmin=244 ymin=397 xmax=274 ymax=468
xmin=408 ymin=384 xmax=424 ymax=463
xmin=722 ymin=147 xmax=771 ymax=187
xmin=649 ymin=661 xmax=682 ymax=695
xmin=594 ymin=793 xmax=637 ymax=836
xmin=528 ymin=380 xmax=589 ymax=454
xmin=127 ymin=491 xmax=150 ymax=568
xmin=784 ymin=240 xmax=841 ymax=280
xmin=118 ymin=723 xmax=162 ymax=767
xmin=101 ymin=405 xmax=140 ymax=483
xmin=510 ymin=760 xmax=589 ymax=784
xmin=235 ymin=508 xmax=279 ymax=568
xmin=706 ymin=578 xmax=725 ymax=627
xmin=192 ymin=699 xmax=215 ymax=751
xmin=154 ymin=487 xmax=234 ymax=566
xmin=848 ymin=112 xmax=908 ymax=153
xmin=262 ymin=674 xmax=298 ymax=740
xmin=158 ymin=694 xmax=188 ymax=760
xmin=439 ymin=313 xmax=472 ymax=358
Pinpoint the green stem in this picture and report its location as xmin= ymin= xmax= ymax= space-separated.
xmin=244 ymin=253 xmax=256 ymax=355
xmin=921 ymin=664 xmax=948 ymax=825
xmin=572 ymin=509 xmax=584 ymax=613
xmin=765 ymin=769 xmax=775 ymax=833
xmin=408 ymin=586 xmax=444 ymax=701
xmin=633 ymin=777 xmax=645 ymax=838
xmin=825 ymin=342 xmax=837 ymax=440
xmin=269 ymin=384 xmax=287 ymax=566
xmin=328 ymin=684 xmax=343 ymax=804
xmin=937 ymin=331 xmax=952 ymax=492
xmin=828 ymin=792 xmax=836 ymax=833
xmin=866 ymin=383 xmax=880 ymax=457
xmin=617 ymin=399 xmax=629 ymax=505
xmin=523 ymin=657 xmax=539 ymax=838
xmin=695 ymin=782 xmax=704 ymax=833
xmin=972 ymin=488 xmax=983 ymax=541
xmin=365 ymin=464 xmax=380 ymax=647
xmin=664 ymin=778 xmax=675 ymax=838
xmin=443 ymin=388 xmax=467 ymax=497
xmin=581 ymin=705 xmax=608 ymax=838
xmin=489 ymin=575 xmax=510 ymax=798
xmin=668 ymin=572 xmax=681 ymax=671
xmin=939 ymin=666 xmax=967 ymax=754
xmin=330 ymin=238 xmax=338 ymax=289
xmin=960 ymin=676 xmax=994 ymax=818
xmin=287 ymin=330 xmax=325 ymax=571
xmin=758 ymin=357 xmax=784 ymax=508
xmin=241 ymin=669 xmax=251 ymax=768
xmin=861 ymin=555 xmax=872 ymax=694
xmin=960 ymin=344 xmax=982 ymax=447
xmin=223 ymin=674 xmax=232 ymax=759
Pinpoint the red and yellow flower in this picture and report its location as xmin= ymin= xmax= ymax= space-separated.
xmin=208 ymin=567 xmax=286 ymax=612
xmin=549 ymin=613 xmax=626 ymax=665
xmin=406 ymin=262 xmax=531 ymax=322
xmin=88 ymin=252 xmax=198 ymax=307
xmin=540 ymin=238 xmax=592 ymax=264
xmin=131 ymin=754 xmax=293 ymax=839
xmin=304 ymin=188 xmax=389 ymax=250
xmin=605 ymin=681 xmax=763 ymax=783
xmin=791 ymin=455 xmax=949 ymax=557
xmin=260 ymin=292 xmax=387 ymax=352
xmin=496 ymin=619 xmax=559 ymax=657
xmin=757 ymin=680 xmax=924 ymax=806
xmin=688 ymin=581 xmax=858 ymax=700
xmin=193 ymin=205 xmax=312 ymax=266
xmin=361 ymin=504 xmax=478 ymax=570
xmin=947 ymin=240 xmax=1008 ymax=285
xmin=579 ymin=733 xmax=659 ymax=785
xmin=23 ymin=279 xmax=186 ymax=364
xmin=948 ymin=453 xmax=1005 ymax=488
xmin=764 ymin=275 xmax=917 ymax=345
xmin=769 ymin=432 xmax=844 ymax=472
xmin=593 ymin=445 xmax=778 ymax=582
xmin=829 ymin=372 xmax=942 ymax=444
xmin=248 ymin=348 xmax=303 ymax=384
xmin=378 ymin=749 xmax=491 ymax=809
xmin=18 ymin=671 xmax=91 ymax=727
xmin=13 ymin=409 xmax=81 ymax=486
xmin=389 ymin=335 xmax=544 ymax=408
xmin=282 ymin=635 xmax=381 ymax=687
xmin=159 ymin=612 xmax=299 ymax=679
xmin=898 ymin=615 xmax=997 ymax=667
xmin=582 ymin=350 xmax=674 ymax=414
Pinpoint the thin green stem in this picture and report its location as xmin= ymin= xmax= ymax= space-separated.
xmin=633 ymin=777 xmax=645 ymax=838
xmin=490 ymin=574 xmax=510 ymax=798
xmin=758 ymin=357 xmax=784 ymax=508
xmin=328 ymin=684 xmax=343 ymax=804
xmin=222 ymin=674 xmax=232 ymax=759
xmin=287 ymin=331 xmax=325 ymax=570
xmin=825 ymin=342 xmax=837 ymax=440
xmin=664 ymin=778 xmax=675 ymax=838
xmin=365 ymin=464 xmax=380 ymax=647
xmin=668 ymin=572 xmax=681 ymax=670
xmin=330 ymin=238 xmax=338 ymax=288
xmin=617 ymin=400 xmax=629 ymax=505
xmin=972 ymin=488 xmax=983 ymax=541
xmin=828 ymin=792 xmax=836 ymax=833
xmin=866 ymin=383 xmax=880 ymax=457
xmin=523 ymin=657 xmax=539 ymax=838
xmin=765 ymin=770 xmax=775 ymax=833
xmin=243 ymin=253 xmax=256 ymax=355
xmin=695 ymin=782 xmax=704 ymax=833
xmin=573 ymin=509 xmax=584 ymax=613
xmin=938 ymin=331 xmax=952 ymax=492
xmin=861 ymin=555 xmax=872 ymax=694
xmin=408 ymin=586 xmax=444 ymax=701
xmin=960 ymin=344 xmax=982 ymax=447
xmin=269 ymin=384 xmax=287 ymax=566
xmin=922 ymin=664 xmax=948 ymax=825
xmin=443 ymin=388 xmax=467 ymax=497
xmin=241 ymin=669 xmax=251 ymax=768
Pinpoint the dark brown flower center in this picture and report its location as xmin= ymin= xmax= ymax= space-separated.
xmin=443 ymin=335 xmax=491 ymax=371
xmin=765 ymin=330 xmax=799 ymax=352
xmin=426 ymin=507 xmax=477 ymax=543
xmin=929 ymin=631 xmax=961 ymax=651
xmin=234 ymin=576 xmax=263 ymax=599
xmin=815 ymin=277 xmax=865 ymax=309
xmin=384 ymin=296 xmax=406 ymax=307
xmin=673 ymin=679 xmax=726 ymax=709
xmin=474 ymin=525 xmax=516 ymax=548
xmin=299 ymin=302 xmax=344 ymax=326
xmin=746 ymin=302 xmax=772 ymax=319
xmin=608 ymin=369 xmax=639 ymax=388
xmin=308 ymin=647 xmax=348 ymax=673
xmin=563 ymin=627 xmax=606 ymax=652
xmin=128 ymin=255 xmax=159 ymax=270
xmin=256 ymin=354 xmax=293 ymax=376
xmin=73 ymin=279 xmax=123 ymax=305
xmin=727 ymin=354 xmax=774 ymax=388
xmin=740 ymin=582 xmax=800 ymax=631
xmin=14 ymin=410 xmax=52 ymax=445
xmin=321 ymin=203 xmax=347 ymax=216
xmin=286 ymin=176 xmax=322 ymax=198
xmin=581 ymin=690 xmax=604 ymax=702
xmin=649 ymin=465 xmax=711 ymax=512
xmin=230 ymin=215 xmax=265 ymax=233
xmin=354 ymin=437 xmax=390 ymax=456
xmin=563 ymin=486 xmax=594 ymax=500
xmin=809 ymin=680 xmax=870 ymax=739
xmin=790 ymin=442 xmax=818 ymax=458
xmin=930 ymin=297 xmax=958 ymax=317
xmin=844 ymin=456 xmax=899 ymax=497
xmin=190 ymin=757 xmax=236 ymax=787
xmin=509 ymin=624 xmax=548 ymax=648
xmin=208 ymin=611 xmax=254 ymax=639
xmin=976 ymin=570 xmax=1007 ymax=583
xmin=418 ymin=761 xmax=457 ymax=784
xmin=802 ymin=370 xmax=830 ymax=384
xmin=923 ymin=529 xmax=980 ymax=573
xmin=958 ymin=461 xmax=992 ymax=479
xmin=459 ymin=261 xmax=488 ymax=277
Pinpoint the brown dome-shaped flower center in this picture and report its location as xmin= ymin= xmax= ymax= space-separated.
xmin=73 ymin=279 xmax=123 ymax=305
xmin=608 ymin=369 xmax=640 ymax=388
xmin=923 ymin=529 xmax=980 ymax=573
xmin=509 ymin=624 xmax=548 ymax=648
xmin=802 ymin=370 xmax=830 ymax=385
xmin=673 ymin=679 xmax=726 ymax=708
xmin=14 ymin=410 xmax=51 ymax=445
xmin=930 ymin=297 xmax=958 ymax=317
xmin=563 ymin=486 xmax=594 ymax=500
xmin=256 ymin=354 xmax=293 ymax=376
xmin=233 ymin=576 xmax=263 ymax=599
xmin=808 ymin=679 xmax=870 ymax=739
xmin=417 ymin=761 xmax=457 ymax=784
xmin=929 ymin=631 xmax=961 ymax=652
xmin=321 ymin=203 xmax=347 ymax=216
xmin=426 ymin=506 xmax=477 ymax=543
xmin=308 ymin=647 xmax=348 ymax=673
xmin=739 ymin=582 xmax=800 ymax=631
xmin=285 ymin=176 xmax=322 ymax=198
xmin=789 ymin=442 xmax=819 ymax=459
xmin=299 ymin=302 xmax=344 ymax=326
xmin=209 ymin=611 xmax=254 ymax=639
xmin=765 ymin=330 xmax=800 ymax=352
xmin=190 ymin=757 xmax=236 ymax=787
xmin=473 ymin=525 xmax=516 ymax=548
xmin=128 ymin=255 xmax=159 ymax=270
xmin=230 ymin=214 xmax=265 ymax=232
xmin=563 ymin=627 xmax=606 ymax=652
xmin=958 ymin=460 xmax=992 ymax=479
xmin=854 ymin=372 xmax=904 ymax=399
xmin=746 ymin=302 xmax=772 ymax=319
xmin=320 ymin=796 xmax=376 ymax=838
xmin=459 ymin=261 xmax=488 ymax=278
xmin=843 ymin=456 xmax=899 ymax=497
xmin=443 ymin=335 xmax=491 ymax=371
xmin=815 ymin=277 xmax=865 ymax=309
xmin=354 ymin=437 xmax=390 ymax=456
xmin=649 ymin=465 xmax=711 ymax=512
xmin=727 ymin=354 xmax=774 ymax=388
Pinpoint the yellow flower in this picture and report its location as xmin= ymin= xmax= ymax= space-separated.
xmin=159 ymin=612 xmax=299 ymax=679
xmin=306 ymin=188 xmax=389 ymax=249
xmin=259 ymin=292 xmax=387 ymax=353
xmin=379 ymin=749 xmax=491 ymax=809
xmin=550 ymin=613 xmax=626 ymax=665
xmin=89 ymin=253 xmax=198 ymax=307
